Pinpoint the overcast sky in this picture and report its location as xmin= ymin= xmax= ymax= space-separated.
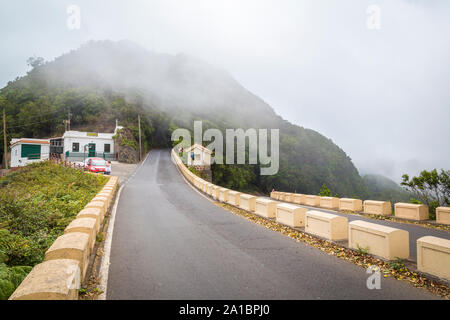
xmin=1 ymin=0 xmax=449 ymax=182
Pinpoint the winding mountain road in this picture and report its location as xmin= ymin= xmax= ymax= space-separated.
xmin=106 ymin=149 xmax=438 ymax=299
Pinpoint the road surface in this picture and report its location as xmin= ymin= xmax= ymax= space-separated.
xmin=107 ymin=149 xmax=438 ymax=299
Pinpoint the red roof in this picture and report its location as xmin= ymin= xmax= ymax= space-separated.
xmin=11 ymin=139 xmax=50 ymax=147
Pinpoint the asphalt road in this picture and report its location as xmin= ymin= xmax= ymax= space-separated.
xmin=107 ymin=149 xmax=438 ymax=300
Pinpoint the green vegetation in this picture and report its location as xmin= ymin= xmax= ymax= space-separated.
xmin=401 ymin=169 xmax=449 ymax=220
xmin=363 ymin=174 xmax=412 ymax=204
xmin=356 ymin=244 xmax=369 ymax=255
xmin=0 ymin=161 xmax=107 ymax=299
xmin=188 ymin=166 xmax=210 ymax=181
xmin=317 ymin=183 xmax=338 ymax=197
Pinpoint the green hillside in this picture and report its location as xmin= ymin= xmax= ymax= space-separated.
xmin=362 ymin=174 xmax=411 ymax=204
xmin=0 ymin=40 xmax=368 ymax=197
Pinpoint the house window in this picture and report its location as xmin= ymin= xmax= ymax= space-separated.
xmin=21 ymin=144 xmax=41 ymax=160
xmin=104 ymin=144 xmax=111 ymax=153
xmin=72 ymin=143 xmax=79 ymax=152
xmin=194 ymin=154 xmax=201 ymax=161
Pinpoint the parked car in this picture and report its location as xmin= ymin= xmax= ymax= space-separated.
xmin=74 ymin=158 xmax=90 ymax=168
xmin=85 ymin=158 xmax=107 ymax=173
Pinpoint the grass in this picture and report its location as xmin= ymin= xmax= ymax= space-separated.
xmin=0 ymin=161 xmax=107 ymax=299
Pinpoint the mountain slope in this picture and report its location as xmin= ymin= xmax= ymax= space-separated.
xmin=0 ymin=40 xmax=368 ymax=197
xmin=362 ymin=174 xmax=411 ymax=203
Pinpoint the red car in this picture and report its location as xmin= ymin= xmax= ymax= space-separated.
xmin=86 ymin=158 xmax=107 ymax=173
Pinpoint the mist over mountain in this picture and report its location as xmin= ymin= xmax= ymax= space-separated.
xmin=1 ymin=40 xmax=369 ymax=197
xmin=362 ymin=174 xmax=411 ymax=204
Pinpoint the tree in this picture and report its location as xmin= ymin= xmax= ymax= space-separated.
xmin=401 ymin=169 xmax=450 ymax=218
xmin=26 ymin=56 xmax=45 ymax=69
xmin=318 ymin=183 xmax=332 ymax=197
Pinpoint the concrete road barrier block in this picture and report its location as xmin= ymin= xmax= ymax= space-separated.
xmin=97 ymin=191 xmax=112 ymax=203
xmin=44 ymin=232 xmax=90 ymax=281
xmin=348 ymin=220 xmax=409 ymax=260
xmin=85 ymin=200 xmax=107 ymax=220
xmin=228 ymin=191 xmax=241 ymax=206
xmin=219 ymin=188 xmax=229 ymax=202
xmin=292 ymin=194 xmax=306 ymax=205
xmin=270 ymin=191 xmax=280 ymax=200
xmin=276 ymin=203 xmax=307 ymax=228
xmin=417 ymin=236 xmax=450 ymax=281
xmin=92 ymin=195 xmax=110 ymax=210
xmin=320 ymin=197 xmax=339 ymax=210
xmin=284 ymin=193 xmax=294 ymax=203
xmin=394 ymin=203 xmax=429 ymax=221
xmin=305 ymin=195 xmax=320 ymax=207
xmin=207 ymin=184 xmax=214 ymax=196
xmin=255 ymin=198 xmax=278 ymax=218
xmin=363 ymin=200 xmax=392 ymax=216
xmin=239 ymin=194 xmax=257 ymax=212
xmin=212 ymin=186 xmax=220 ymax=199
xmin=339 ymin=198 xmax=363 ymax=212
xmin=64 ymin=218 xmax=97 ymax=251
xmin=9 ymin=259 xmax=80 ymax=300
xmin=305 ymin=210 xmax=348 ymax=241
xmin=77 ymin=207 xmax=102 ymax=233
xmin=436 ymin=207 xmax=450 ymax=225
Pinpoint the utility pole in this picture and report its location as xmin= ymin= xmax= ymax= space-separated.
xmin=138 ymin=115 xmax=142 ymax=162
xmin=67 ymin=109 xmax=71 ymax=131
xmin=3 ymin=107 xmax=7 ymax=170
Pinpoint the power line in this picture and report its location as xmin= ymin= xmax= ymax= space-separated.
xmin=6 ymin=117 xmax=61 ymax=129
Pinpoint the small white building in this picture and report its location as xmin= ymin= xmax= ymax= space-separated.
xmin=62 ymin=125 xmax=122 ymax=161
xmin=185 ymin=144 xmax=212 ymax=167
xmin=10 ymin=138 xmax=50 ymax=167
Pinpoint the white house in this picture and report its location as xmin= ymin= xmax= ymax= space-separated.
xmin=185 ymin=144 xmax=212 ymax=167
xmin=61 ymin=125 xmax=122 ymax=162
xmin=10 ymin=138 xmax=50 ymax=167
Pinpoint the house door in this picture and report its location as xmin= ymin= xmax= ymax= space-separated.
xmin=88 ymin=143 xmax=96 ymax=157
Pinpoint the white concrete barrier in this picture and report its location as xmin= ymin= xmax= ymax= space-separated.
xmin=305 ymin=195 xmax=320 ymax=207
xmin=436 ymin=207 xmax=450 ymax=225
xmin=212 ymin=186 xmax=220 ymax=199
xmin=239 ymin=194 xmax=257 ymax=212
xmin=276 ymin=203 xmax=307 ymax=228
xmin=348 ymin=220 xmax=409 ymax=260
xmin=394 ymin=203 xmax=429 ymax=221
xmin=305 ymin=210 xmax=348 ymax=241
xmin=284 ymin=193 xmax=294 ymax=203
xmin=219 ymin=188 xmax=229 ymax=202
xmin=255 ymin=198 xmax=278 ymax=218
xmin=417 ymin=236 xmax=450 ymax=281
xmin=363 ymin=200 xmax=392 ymax=216
xmin=292 ymin=194 xmax=306 ymax=205
xmin=320 ymin=197 xmax=339 ymax=210
xmin=270 ymin=191 xmax=280 ymax=200
xmin=339 ymin=198 xmax=363 ymax=212
xmin=228 ymin=191 xmax=241 ymax=206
